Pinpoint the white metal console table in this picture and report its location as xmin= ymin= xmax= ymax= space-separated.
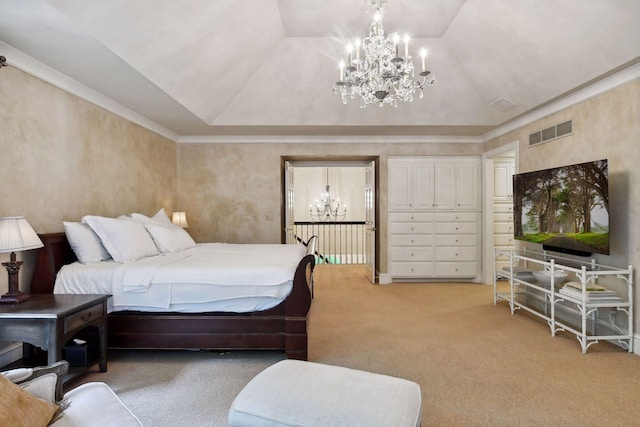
xmin=494 ymin=249 xmax=633 ymax=353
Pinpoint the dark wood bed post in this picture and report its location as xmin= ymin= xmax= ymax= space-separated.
xmin=30 ymin=233 xmax=315 ymax=360
xmin=284 ymin=253 xmax=314 ymax=360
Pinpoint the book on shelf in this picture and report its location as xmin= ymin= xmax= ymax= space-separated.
xmin=562 ymin=281 xmax=611 ymax=293
xmin=558 ymin=283 xmax=621 ymax=302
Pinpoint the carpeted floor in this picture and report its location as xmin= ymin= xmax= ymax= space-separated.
xmin=76 ymin=264 xmax=640 ymax=426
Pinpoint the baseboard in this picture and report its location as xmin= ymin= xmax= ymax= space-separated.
xmin=378 ymin=274 xmax=392 ymax=285
xmin=634 ymin=334 xmax=640 ymax=356
xmin=0 ymin=342 xmax=23 ymax=367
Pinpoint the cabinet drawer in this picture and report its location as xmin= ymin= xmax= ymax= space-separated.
xmin=435 ymin=247 xmax=477 ymax=261
xmin=390 ymin=247 xmax=433 ymax=261
xmin=435 ymin=262 xmax=478 ymax=277
xmin=434 ymin=212 xmax=477 ymax=222
xmin=389 ymin=222 xmax=433 ymax=234
xmin=64 ymin=304 xmax=103 ymax=333
xmin=494 ymin=213 xmax=513 ymax=223
xmin=390 ymin=234 xmax=433 ymax=246
xmin=390 ymin=262 xmax=434 ymax=277
xmin=435 ymin=234 xmax=477 ymax=246
xmin=436 ymin=222 xmax=477 ymax=234
xmin=388 ymin=212 xmax=434 ymax=222
xmin=494 ymin=235 xmax=515 ymax=246
xmin=493 ymin=203 xmax=513 ymax=214
xmin=494 ymin=222 xmax=514 ymax=234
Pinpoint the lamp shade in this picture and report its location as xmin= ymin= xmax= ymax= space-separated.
xmin=171 ymin=212 xmax=189 ymax=228
xmin=0 ymin=217 xmax=44 ymax=253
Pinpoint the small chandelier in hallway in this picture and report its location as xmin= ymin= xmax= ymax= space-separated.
xmin=333 ymin=0 xmax=436 ymax=108
xmin=310 ymin=169 xmax=347 ymax=222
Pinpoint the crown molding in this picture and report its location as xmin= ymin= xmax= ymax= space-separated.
xmin=0 ymin=41 xmax=179 ymax=142
xmin=481 ymin=60 xmax=640 ymax=142
xmin=176 ymin=134 xmax=483 ymax=144
xmin=177 ymin=61 xmax=640 ymax=144
xmin=4 ymin=41 xmax=638 ymax=145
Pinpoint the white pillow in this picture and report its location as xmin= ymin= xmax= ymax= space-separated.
xmin=131 ymin=208 xmax=172 ymax=226
xmin=63 ymin=221 xmax=111 ymax=263
xmin=153 ymin=208 xmax=173 ymax=225
xmin=145 ymin=223 xmax=196 ymax=253
xmin=82 ymin=215 xmax=159 ymax=263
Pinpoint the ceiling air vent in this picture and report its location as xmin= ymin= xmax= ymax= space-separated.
xmin=529 ymin=120 xmax=573 ymax=146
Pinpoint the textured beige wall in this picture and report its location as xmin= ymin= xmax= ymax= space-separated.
xmin=485 ymin=79 xmax=640 ymax=333
xmin=177 ymin=141 xmax=484 ymax=271
xmin=0 ymin=67 xmax=176 ymax=293
xmin=3 ymin=63 xmax=637 ymax=332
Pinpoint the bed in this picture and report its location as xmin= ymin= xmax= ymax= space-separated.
xmin=30 ymin=227 xmax=316 ymax=360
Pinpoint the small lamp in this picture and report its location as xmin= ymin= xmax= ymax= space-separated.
xmin=0 ymin=217 xmax=44 ymax=303
xmin=171 ymin=212 xmax=189 ymax=228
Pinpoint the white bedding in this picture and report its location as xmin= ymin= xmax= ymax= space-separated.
xmin=54 ymin=243 xmax=307 ymax=313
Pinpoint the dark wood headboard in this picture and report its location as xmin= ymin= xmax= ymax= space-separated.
xmin=31 ymin=233 xmax=77 ymax=294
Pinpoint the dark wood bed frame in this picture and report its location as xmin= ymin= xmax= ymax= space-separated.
xmin=30 ymin=233 xmax=315 ymax=360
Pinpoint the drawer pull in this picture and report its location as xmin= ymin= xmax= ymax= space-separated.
xmin=81 ymin=312 xmax=93 ymax=322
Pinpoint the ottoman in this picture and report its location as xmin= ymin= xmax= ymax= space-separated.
xmin=228 ymin=360 xmax=422 ymax=427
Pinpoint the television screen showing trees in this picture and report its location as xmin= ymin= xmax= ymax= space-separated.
xmin=513 ymin=159 xmax=609 ymax=255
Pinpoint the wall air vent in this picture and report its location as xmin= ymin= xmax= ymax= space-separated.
xmin=529 ymin=120 xmax=573 ymax=146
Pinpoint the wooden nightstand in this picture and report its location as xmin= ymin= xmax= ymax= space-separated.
xmin=0 ymin=294 xmax=109 ymax=379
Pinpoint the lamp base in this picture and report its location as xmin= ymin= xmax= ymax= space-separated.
xmin=1 ymin=255 xmax=29 ymax=303
xmin=0 ymin=291 xmax=30 ymax=304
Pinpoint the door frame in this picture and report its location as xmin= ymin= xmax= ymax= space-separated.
xmin=281 ymin=155 xmax=380 ymax=280
xmin=481 ymin=142 xmax=518 ymax=284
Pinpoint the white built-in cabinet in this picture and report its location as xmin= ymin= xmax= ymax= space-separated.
xmin=493 ymin=156 xmax=516 ymax=273
xmin=389 ymin=158 xmax=479 ymax=211
xmin=388 ymin=157 xmax=481 ymax=280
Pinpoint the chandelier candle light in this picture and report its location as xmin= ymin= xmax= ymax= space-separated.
xmin=333 ymin=0 xmax=435 ymax=108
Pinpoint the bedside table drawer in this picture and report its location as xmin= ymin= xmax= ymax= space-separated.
xmin=65 ymin=304 xmax=103 ymax=333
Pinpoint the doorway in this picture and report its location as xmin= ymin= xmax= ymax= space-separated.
xmin=281 ymin=156 xmax=380 ymax=283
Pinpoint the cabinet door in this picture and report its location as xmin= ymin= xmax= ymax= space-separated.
xmin=494 ymin=163 xmax=510 ymax=200
xmin=412 ymin=163 xmax=435 ymax=210
xmin=456 ymin=162 xmax=480 ymax=210
xmin=388 ymin=162 xmax=412 ymax=210
xmin=494 ymin=161 xmax=515 ymax=200
xmin=507 ymin=163 xmax=514 ymax=199
xmin=433 ymin=163 xmax=455 ymax=209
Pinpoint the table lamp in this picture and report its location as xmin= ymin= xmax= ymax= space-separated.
xmin=0 ymin=216 xmax=44 ymax=303
xmin=172 ymin=212 xmax=189 ymax=228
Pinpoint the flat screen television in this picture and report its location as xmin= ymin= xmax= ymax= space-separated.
xmin=512 ymin=159 xmax=609 ymax=256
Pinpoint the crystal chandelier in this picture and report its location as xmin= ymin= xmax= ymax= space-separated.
xmin=333 ymin=0 xmax=435 ymax=108
xmin=310 ymin=169 xmax=347 ymax=222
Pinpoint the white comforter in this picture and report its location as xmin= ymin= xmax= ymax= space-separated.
xmin=54 ymin=243 xmax=306 ymax=312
